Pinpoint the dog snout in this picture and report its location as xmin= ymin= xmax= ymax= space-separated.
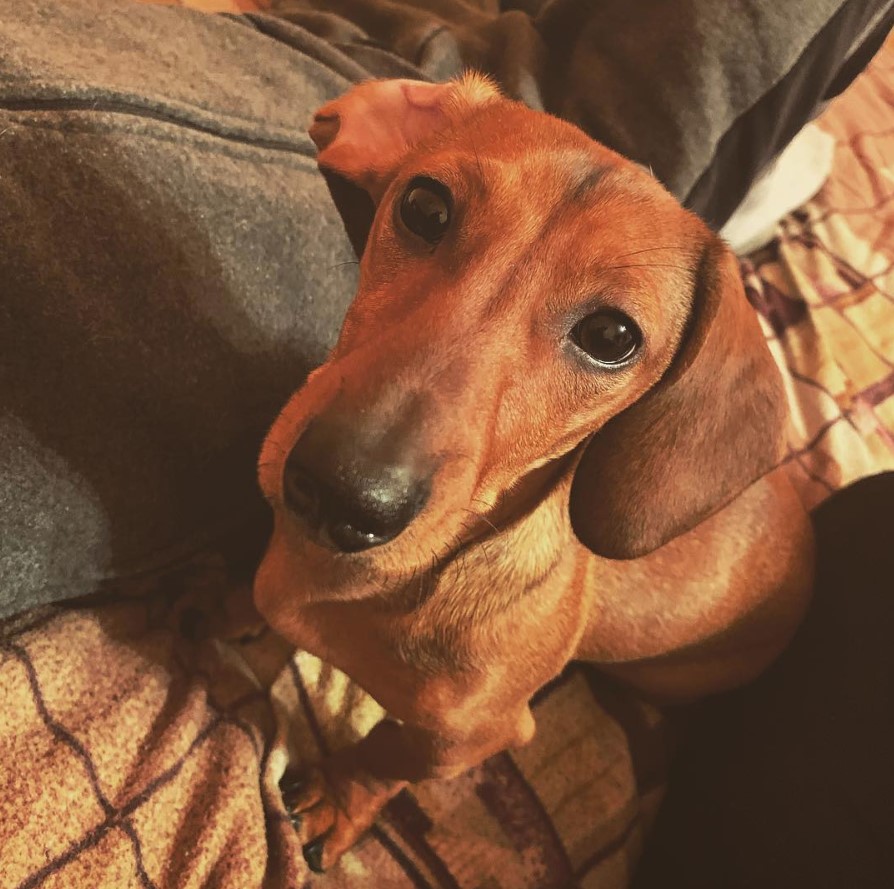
xmin=283 ymin=415 xmax=432 ymax=553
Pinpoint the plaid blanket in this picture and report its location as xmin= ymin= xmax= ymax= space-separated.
xmin=2 ymin=4 xmax=892 ymax=886
xmin=747 ymin=42 xmax=894 ymax=504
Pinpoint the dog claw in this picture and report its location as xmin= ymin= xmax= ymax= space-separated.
xmin=303 ymin=837 xmax=327 ymax=874
xmin=279 ymin=755 xmax=400 ymax=871
xmin=280 ymin=774 xmax=307 ymax=806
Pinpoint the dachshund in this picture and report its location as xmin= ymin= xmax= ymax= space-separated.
xmin=254 ymin=74 xmax=815 ymax=873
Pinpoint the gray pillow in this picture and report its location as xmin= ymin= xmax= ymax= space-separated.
xmin=0 ymin=0 xmax=372 ymax=617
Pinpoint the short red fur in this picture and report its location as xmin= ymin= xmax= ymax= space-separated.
xmin=253 ymin=74 xmax=815 ymax=871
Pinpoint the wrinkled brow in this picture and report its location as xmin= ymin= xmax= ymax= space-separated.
xmin=568 ymin=165 xmax=613 ymax=203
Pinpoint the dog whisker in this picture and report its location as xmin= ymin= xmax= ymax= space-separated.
xmin=479 ymin=515 xmax=501 ymax=536
xmin=600 ymin=262 xmax=692 ymax=274
xmin=426 ymin=553 xmax=440 ymax=602
xmin=453 ymin=518 xmax=475 ymax=542
xmin=611 ymin=245 xmax=683 ymax=260
xmin=477 ymin=538 xmax=493 ymax=571
xmin=458 ymin=550 xmax=470 ymax=590
xmin=412 ymin=546 xmax=433 ymax=607
xmin=469 ymin=118 xmax=486 ymax=182
xmin=465 ymin=503 xmax=503 ymax=537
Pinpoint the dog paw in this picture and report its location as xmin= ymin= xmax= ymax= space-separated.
xmin=281 ymin=760 xmax=398 ymax=873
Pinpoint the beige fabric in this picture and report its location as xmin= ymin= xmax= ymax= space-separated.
xmin=749 ymin=37 xmax=894 ymax=507
xmin=0 ymin=561 xmax=667 ymax=888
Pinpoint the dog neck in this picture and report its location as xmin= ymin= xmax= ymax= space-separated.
xmin=257 ymin=451 xmax=586 ymax=679
xmin=385 ymin=450 xmax=574 ymax=601
xmin=372 ymin=452 xmax=583 ymax=667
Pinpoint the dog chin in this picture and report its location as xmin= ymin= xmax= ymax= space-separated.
xmin=254 ymin=524 xmax=383 ymax=613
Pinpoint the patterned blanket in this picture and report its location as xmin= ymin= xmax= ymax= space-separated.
xmin=2 ymin=5 xmax=892 ymax=887
xmin=747 ymin=45 xmax=894 ymax=504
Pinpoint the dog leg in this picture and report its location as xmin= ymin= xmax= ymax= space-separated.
xmin=283 ymin=709 xmax=535 ymax=872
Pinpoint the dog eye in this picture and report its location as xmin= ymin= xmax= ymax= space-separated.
xmin=399 ymin=177 xmax=452 ymax=244
xmin=571 ymin=309 xmax=641 ymax=366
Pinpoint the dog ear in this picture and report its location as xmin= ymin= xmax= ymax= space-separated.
xmin=310 ymin=75 xmax=500 ymax=255
xmin=569 ymin=234 xmax=788 ymax=559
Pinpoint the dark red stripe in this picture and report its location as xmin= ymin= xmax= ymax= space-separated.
xmin=573 ymin=812 xmax=640 ymax=880
xmin=793 ymin=452 xmax=836 ymax=495
xmin=289 ymin=661 xmax=456 ymax=886
xmin=370 ymin=825 xmax=435 ymax=889
xmin=787 ymin=414 xmax=848 ymax=460
xmin=12 ymin=709 xmax=220 ymax=889
xmin=288 ymin=658 xmax=330 ymax=756
xmin=118 ymin=717 xmax=224 ymax=816
xmin=384 ymin=793 xmax=462 ymax=889
xmin=743 ymin=277 xmax=809 ymax=337
xmin=811 ymin=190 xmax=894 ymax=224
xmin=0 ymin=608 xmax=59 ymax=643
xmin=476 ymin=753 xmax=574 ymax=889
xmin=860 ymin=369 xmax=894 ymax=407
xmin=795 ymin=234 xmax=894 ymax=318
xmin=786 ymin=366 xmax=844 ymax=404
xmin=14 ymin=818 xmax=116 ymax=889
xmin=119 ymin=819 xmax=159 ymax=889
xmin=5 ymin=642 xmax=113 ymax=815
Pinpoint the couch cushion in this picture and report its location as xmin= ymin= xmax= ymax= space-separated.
xmin=0 ymin=0 xmax=366 ymax=616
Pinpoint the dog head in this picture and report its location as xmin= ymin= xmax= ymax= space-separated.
xmin=256 ymin=75 xmax=786 ymax=614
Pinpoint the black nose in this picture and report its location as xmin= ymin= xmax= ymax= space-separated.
xmin=282 ymin=418 xmax=431 ymax=553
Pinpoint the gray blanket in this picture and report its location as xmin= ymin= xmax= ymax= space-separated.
xmin=0 ymin=1 xmax=366 ymax=615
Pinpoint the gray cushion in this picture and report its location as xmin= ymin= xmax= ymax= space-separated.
xmin=0 ymin=0 xmax=368 ymax=616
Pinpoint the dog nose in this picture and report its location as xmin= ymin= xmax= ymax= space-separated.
xmin=282 ymin=420 xmax=431 ymax=553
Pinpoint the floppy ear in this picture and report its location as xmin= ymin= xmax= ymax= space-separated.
xmin=569 ymin=234 xmax=788 ymax=559
xmin=310 ymin=74 xmax=500 ymax=255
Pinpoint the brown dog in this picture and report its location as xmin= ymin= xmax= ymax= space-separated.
xmin=255 ymin=74 xmax=814 ymax=873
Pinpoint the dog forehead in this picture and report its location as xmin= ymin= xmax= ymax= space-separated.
xmin=478 ymin=154 xmax=691 ymax=265
xmin=392 ymin=144 xmax=696 ymax=309
xmin=430 ymin=135 xmax=678 ymax=229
